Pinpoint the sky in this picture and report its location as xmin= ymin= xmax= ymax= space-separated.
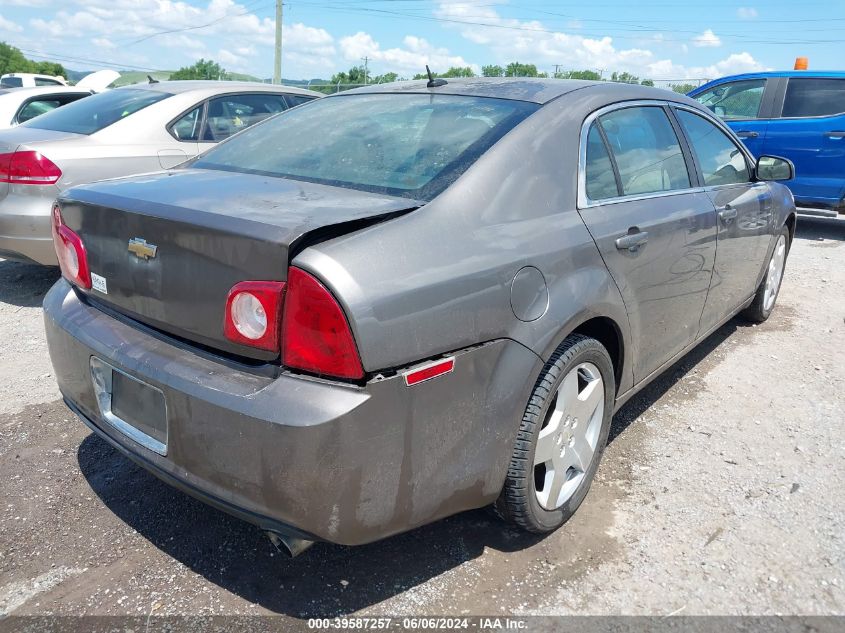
xmin=0 ymin=0 xmax=844 ymax=81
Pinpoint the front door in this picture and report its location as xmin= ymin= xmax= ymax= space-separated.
xmin=578 ymin=104 xmax=718 ymax=383
xmin=673 ymin=107 xmax=775 ymax=333
xmin=762 ymin=77 xmax=845 ymax=209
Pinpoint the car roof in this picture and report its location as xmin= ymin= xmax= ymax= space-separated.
xmin=334 ymin=77 xmax=702 ymax=106
xmin=112 ymin=80 xmax=322 ymax=98
xmin=693 ymin=70 xmax=845 ymax=91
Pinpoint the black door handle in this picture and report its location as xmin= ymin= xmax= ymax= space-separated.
xmin=615 ymin=230 xmax=649 ymax=252
xmin=736 ymin=130 xmax=759 ymax=138
xmin=825 ymin=130 xmax=845 ymax=139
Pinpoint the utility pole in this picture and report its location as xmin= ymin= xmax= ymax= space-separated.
xmin=361 ymin=56 xmax=369 ymax=84
xmin=273 ymin=0 xmax=283 ymax=84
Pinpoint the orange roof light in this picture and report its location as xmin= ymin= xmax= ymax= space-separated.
xmin=794 ymin=57 xmax=809 ymax=70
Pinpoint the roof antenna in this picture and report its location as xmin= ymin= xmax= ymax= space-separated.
xmin=147 ymin=75 xmax=159 ymax=84
xmin=426 ymin=65 xmax=447 ymax=88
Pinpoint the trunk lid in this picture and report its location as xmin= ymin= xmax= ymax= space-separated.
xmin=0 ymin=127 xmax=84 ymax=200
xmin=59 ymin=168 xmax=419 ymax=361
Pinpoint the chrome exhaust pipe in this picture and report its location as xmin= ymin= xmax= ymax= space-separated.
xmin=266 ymin=530 xmax=314 ymax=558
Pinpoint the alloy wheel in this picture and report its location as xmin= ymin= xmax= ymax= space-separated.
xmin=763 ymin=234 xmax=787 ymax=312
xmin=534 ymin=362 xmax=605 ymax=510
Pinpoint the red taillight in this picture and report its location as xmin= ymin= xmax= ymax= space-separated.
xmin=281 ymin=267 xmax=364 ymax=380
xmin=51 ymin=205 xmax=91 ymax=289
xmin=223 ymin=268 xmax=364 ymax=380
xmin=224 ymin=281 xmax=286 ymax=351
xmin=0 ymin=150 xmax=61 ymax=185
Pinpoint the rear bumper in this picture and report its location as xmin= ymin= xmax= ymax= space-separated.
xmin=44 ymin=280 xmax=542 ymax=545
xmin=0 ymin=191 xmax=57 ymax=265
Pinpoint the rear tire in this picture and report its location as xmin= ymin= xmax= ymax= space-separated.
xmin=742 ymin=226 xmax=790 ymax=323
xmin=496 ymin=334 xmax=615 ymax=533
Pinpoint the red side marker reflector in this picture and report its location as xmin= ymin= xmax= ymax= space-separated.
xmin=404 ymin=357 xmax=455 ymax=386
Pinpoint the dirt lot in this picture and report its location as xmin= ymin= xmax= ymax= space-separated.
xmin=0 ymin=217 xmax=843 ymax=619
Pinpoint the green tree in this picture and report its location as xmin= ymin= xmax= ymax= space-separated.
xmin=641 ymin=79 xmax=655 ymax=87
xmin=0 ymin=42 xmax=66 ymax=79
xmin=482 ymin=64 xmax=504 ymax=77
xmin=372 ymin=71 xmax=399 ymax=84
xmin=611 ymin=71 xmax=641 ymax=84
xmin=441 ymin=66 xmax=475 ymax=78
xmin=412 ymin=66 xmax=476 ymax=80
xmin=330 ymin=65 xmax=367 ymax=84
xmin=505 ymin=62 xmax=539 ymax=77
xmin=670 ymin=83 xmax=697 ymax=94
xmin=555 ymin=69 xmax=602 ymax=80
xmin=170 ymin=59 xmax=228 ymax=81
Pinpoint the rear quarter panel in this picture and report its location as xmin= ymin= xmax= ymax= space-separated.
xmin=293 ymin=91 xmax=634 ymax=394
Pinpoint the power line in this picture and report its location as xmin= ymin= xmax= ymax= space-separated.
xmin=294 ymin=2 xmax=845 ymax=45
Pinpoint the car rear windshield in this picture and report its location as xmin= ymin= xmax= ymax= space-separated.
xmin=1 ymin=77 xmax=23 ymax=88
xmin=21 ymin=88 xmax=170 ymax=135
xmin=192 ymin=93 xmax=539 ymax=200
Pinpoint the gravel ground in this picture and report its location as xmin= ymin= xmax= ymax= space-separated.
xmin=0 ymin=217 xmax=843 ymax=619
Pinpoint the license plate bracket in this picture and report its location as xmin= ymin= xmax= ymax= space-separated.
xmin=90 ymin=357 xmax=168 ymax=455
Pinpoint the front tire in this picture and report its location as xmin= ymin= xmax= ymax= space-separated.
xmin=496 ymin=334 xmax=615 ymax=533
xmin=742 ymin=226 xmax=790 ymax=323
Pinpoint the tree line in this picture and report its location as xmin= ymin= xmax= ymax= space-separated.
xmin=0 ymin=42 xmax=66 ymax=79
xmin=323 ymin=62 xmax=700 ymax=93
xmin=0 ymin=45 xmax=699 ymax=95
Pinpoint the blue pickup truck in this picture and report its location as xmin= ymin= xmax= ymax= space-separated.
xmin=689 ymin=72 xmax=845 ymax=217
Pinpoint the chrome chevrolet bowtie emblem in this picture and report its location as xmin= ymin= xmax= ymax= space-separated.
xmin=128 ymin=238 xmax=158 ymax=260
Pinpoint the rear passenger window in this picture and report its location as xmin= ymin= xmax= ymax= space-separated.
xmin=676 ymin=109 xmax=750 ymax=186
xmin=585 ymin=124 xmax=619 ymax=200
xmin=171 ymin=105 xmax=203 ymax=141
xmin=782 ymin=78 xmax=845 ymax=118
xmin=202 ymin=93 xmax=288 ymax=141
xmin=598 ymin=106 xmax=690 ymax=196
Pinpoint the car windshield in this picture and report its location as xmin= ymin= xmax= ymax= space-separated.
xmin=22 ymin=88 xmax=170 ymax=135
xmin=192 ymin=93 xmax=538 ymax=200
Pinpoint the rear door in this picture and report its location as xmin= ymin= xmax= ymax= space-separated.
xmin=577 ymin=102 xmax=718 ymax=383
xmin=762 ymin=77 xmax=845 ymax=209
xmin=200 ymin=93 xmax=289 ymax=143
xmin=691 ymin=78 xmax=773 ymax=156
xmin=673 ymin=106 xmax=774 ymax=333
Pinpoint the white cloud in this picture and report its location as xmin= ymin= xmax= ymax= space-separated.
xmin=702 ymin=52 xmax=768 ymax=76
xmin=0 ymin=15 xmax=23 ymax=33
xmin=91 ymin=37 xmax=116 ymax=50
xmin=434 ymin=3 xmax=765 ymax=81
xmin=737 ymin=7 xmax=759 ymax=20
xmin=692 ymin=29 xmax=722 ymax=48
xmin=339 ymin=32 xmax=475 ymax=76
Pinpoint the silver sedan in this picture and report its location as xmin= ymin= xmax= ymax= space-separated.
xmin=0 ymin=80 xmax=320 ymax=265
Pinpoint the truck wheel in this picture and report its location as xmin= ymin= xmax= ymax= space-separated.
xmin=742 ymin=226 xmax=790 ymax=324
xmin=496 ymin=334 xmax=615 ymax=533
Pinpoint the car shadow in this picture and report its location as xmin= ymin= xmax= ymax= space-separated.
xmin=77 ymin=431 xmax=544 ymax=617
xmin=0 ymin=259 xmax=59 ymax=308
xmin=76 ymin=316 xmax=742 ymax=618
xmin=794 ymin=215 xmax=844 ymax=242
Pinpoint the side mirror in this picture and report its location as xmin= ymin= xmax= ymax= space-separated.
xmin=756 ymin=155 xmax=794 ymax=182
